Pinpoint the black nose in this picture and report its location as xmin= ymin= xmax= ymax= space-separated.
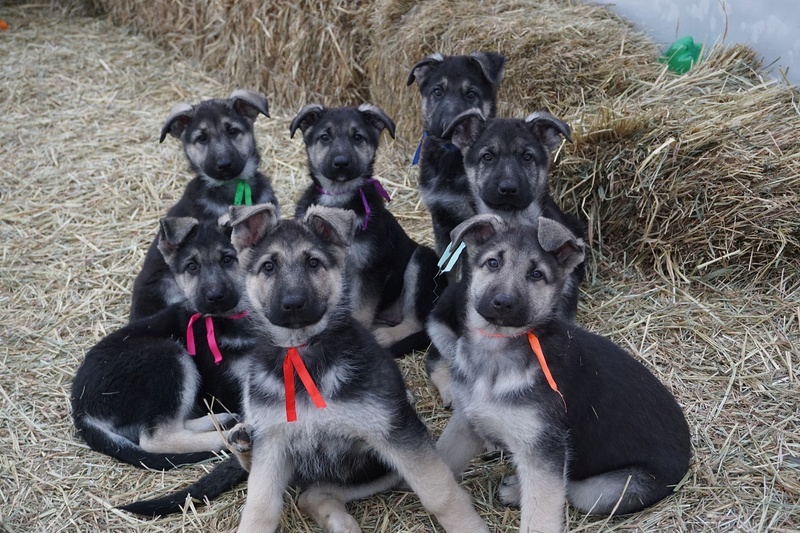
xmin=498 ymin=181 xmax=518 ymax=195
xmin=491 ymin=294 xmax=515 ymax=313
xmin=281 ymin=295 xmax=306 ymax=311
xmin=332 ymin=155 xmax=350 ymax=169
xmin=217 ymin=158 xmax=232 ymax=170
xmin=206 ymin=289 xmax=225 ymax=303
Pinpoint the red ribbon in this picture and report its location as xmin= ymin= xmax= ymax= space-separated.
xmin=283 ymin=346 xmax=327 ymax=422
xmin=186 ymin=311 xmax=249 ymax=364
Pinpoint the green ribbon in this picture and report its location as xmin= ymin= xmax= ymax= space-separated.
xmin=234 ymin=179 xmax=253 ymax=206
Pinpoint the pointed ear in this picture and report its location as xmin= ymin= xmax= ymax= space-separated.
xmin=289 ymin=104 xmax=325 ymax=138
xmin=228 ymin=203 xmax=279 ymax=252
xmin=229 ymin=90 xmax=270 ymax=121
xmin=157 ymin=217 xmax=199 ymax=258
xmin=537 ymin=217 xmax=585 ymax=271
xmin=468 ymin=51 xmax=506 ymax=87
xmin=304 ymin=206 xmax=357 ymax=248
xmin=524 ymin=111 xmax=572 ymax=152
xmin=441 ymin=109 xmax=486 ymax=151
xmin=159 ymin=102 xmax=194 ymax=143
xmin=406 ymin=53 xmax=444 ymax=87
xmin=358 ymin=104 xmax=396 ymax=139
xmin=450 ymin=214 xmax=505 ymax=249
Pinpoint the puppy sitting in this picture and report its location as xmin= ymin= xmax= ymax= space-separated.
xmin=121 ymin=204 xmax=489 ymax=533
xmin=72 ymin=217 xmax=253 ymax=470
xmin=130 ymin=90 xmax=278 ymax=321
xmin=431 ymin=215 xmax=692 ymax=532
xmin=290 ymin=104 xmax=444 ymax=356
xmin=406 ymin=51 xmax=506 ymax=257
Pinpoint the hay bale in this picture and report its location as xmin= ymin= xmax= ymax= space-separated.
xmin=556 ymin=45 xmax=800 ymax=286
xmin=366 ymin=0 xmax=663 ymax=138
xmin=95 ymin=0 xmax=372 ymax=112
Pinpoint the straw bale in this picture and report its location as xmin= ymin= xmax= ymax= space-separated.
xmin=365 ymin=0 xmax=663 ymax=138
xmin=2 ymin=3 xmax=798 ymax=533
xmin=94 ymin=0 xmax=372 ymax=112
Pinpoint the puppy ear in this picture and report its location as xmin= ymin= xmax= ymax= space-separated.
xmin=537 ymin=217 xmax=585 ymax=271
xmin=157 ymin=217 xmax=199 ymax=258
xmin=228 ymin=203 xmax=279 ymax=252
xmin=442 ymin=109 xmax=486 ymax=151
xmin=406 ymin=53 xmax=444 ymax=86
xmin=159 ymin=102 xmax=194 ymax=143
xmin=358 ymin=104 xmax=396 ymax=139
xmin=450 ymin=214 xmax=505 ymax=248
xmin=468 ymin=51 xmax=506 ymax=87
xmin=524 ymin=111 xmax=572 ymax=152
xmin=304 ymin=206 xmax=357 ymax=248
xmin=229 ymin=90 xmax=270 ymax=121
xmin=289 ymin=104 xmax=325 ymax=138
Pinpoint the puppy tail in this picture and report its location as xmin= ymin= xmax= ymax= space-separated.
xmin=119 ymin=457 xmax=247 ymax=517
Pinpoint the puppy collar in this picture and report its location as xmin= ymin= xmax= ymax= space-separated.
xmin=186 ymin=311 xmax=249 ymax=364
xmin=475 ymin=328 xmax=566 ymax=411
xmin=233 ymin=179 xmax=252 ymax=205
xmin=411 ymin=131 xmax=459 ymax=165
xmin=283 ymin=345 xmax=327 ymax=422
xmin=317 ymin=178 xmax=391 ymax=231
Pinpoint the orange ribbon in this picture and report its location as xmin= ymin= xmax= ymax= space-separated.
xmin=527 ymin=331 xmax=567 ymax=412
xmin=283 ymin=346 xmax=327 ymax=422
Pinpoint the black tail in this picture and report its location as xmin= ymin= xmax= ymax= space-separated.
xmin=76 ymin=420 xmax=216 ymax=470
xmin=119 ymin=457 xmax=248 ymax=517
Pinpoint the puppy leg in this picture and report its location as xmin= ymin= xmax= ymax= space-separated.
xmin=424 ymin=347 xmax=453 ymax=408
xmin=184 ymin=412 xmax=238 ymax=432
xmin=139 ymin=420 xmax=227 ymax=454
xmin=297 ymin=486 xmax=361 ymax=533
xmin=436 ymin=409 xmax=485 ymax=475
xmin=381 ymin=444 xmax=489 ymax=533
xmin=567 ymin=467 xmax=666 ymax=515
xmin=237 ymin=441 xmax=291 ymax=533
xmin=515 ymin=454 xmax=567 ymax=533
xmin=498 ymin=474 xmax=521 ymax=506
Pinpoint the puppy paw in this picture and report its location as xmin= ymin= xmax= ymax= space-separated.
xmin=322 ymin=514 xmax=361 ymax=533
xmin=371 ymin=326 xmax=393 ymax=348
xmin=499 ymin=474 xmax=521 ymax=507
xmin=227 ymin=423 xmax=252 ymax=453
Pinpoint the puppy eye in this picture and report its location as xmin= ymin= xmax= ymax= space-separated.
xmin=529 ymin=269 xmax=544 ymax=280
xmin=481 ymin=152 xmax=494 ymax=162
xmin=308 ymin=257 xmax=320 ymax=269
xmin=227 ymin=126 xmax=241 ymax=137
xmin=465 ymin=90 xmax=478 ymax=100
xmin=186 ymin=261 xmax=199 ymax=273
xmin=319 ymin=133 xmax=331 ymax=142
xmin=486 ymin=258 xmax=500 ymax=270
xmin=195 ymin=133 xmax=208 ymax=144
xmin=221 ymin=254 xmax=236 ymax=265
xmin=522 ymin=153 xmax=534 ymax=162
xmin=353 ymin=132 xmax=364 ymax=141
xmin=432 ymin=87 xmax=444 ymax=97
xmin=261 ymin=261 xmax=275 ymax=273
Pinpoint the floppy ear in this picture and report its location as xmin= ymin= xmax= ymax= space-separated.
xmin=468 ymin=51 xmax=506 ymax=87
xmin=289 ymin=104 xmax=325 ymax=138
xmin=304 ymin=206 xmax=357 ymax=248
xmin=441 ymin=109 xmax=486 ymax=151
xmin=537 ymin=217 xmax=585 ymax=271
xmin=524 ymin=111 xmax=572 ymax=152
xmin=157 ymin=217 xmax=199 ymax=258
xmin=229 ymin=90 xmax=270 ymax=121
xmin=358 ymin=104 xmax=396 ymax=139
xmin=228 ymin=203 xmax=279 ymax=252
xmin=159 ymin=102 xmax=194 ymax=143
xmin=406 ymin=53 xmax=444 ymax=86
xmin=450 ymin=214 xmax=505 ymax=249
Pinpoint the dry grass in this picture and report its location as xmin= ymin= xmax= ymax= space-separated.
xmin=1 ymin=2 xmax=798 ymax=533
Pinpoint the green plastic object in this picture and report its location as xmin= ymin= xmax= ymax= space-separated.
xmin=660 ymin=36 xmax=702 ymax=74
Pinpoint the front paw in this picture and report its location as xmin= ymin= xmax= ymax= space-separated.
xmin=227 ymin=423 xmax=252 ymax=453
xmin=499 ymin=474 xmax=521 ymax=507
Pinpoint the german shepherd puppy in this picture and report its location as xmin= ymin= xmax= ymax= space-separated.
xmin=290 ymin=104 xmax=443 ymax=357
xmin=121 ymin=204 xmax=489 ymax=533
xmin=130 ymin=90 xmax=277 ymax=321
xmin=426 ymin=110 xmax=585 ymax=405
xmin=71 ymin=217 xmax=253 ymax=470
xmin=432 ymin=215 xmax=692 ymax=532
xmin=407 ymin=51 xmax=505 ymax=257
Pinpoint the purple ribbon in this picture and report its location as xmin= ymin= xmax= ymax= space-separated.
xmin=317 ymin=179 xmax=391 ymax=231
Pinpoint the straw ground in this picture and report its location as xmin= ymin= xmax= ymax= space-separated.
xmin=1 ymin=3 xmax=798 ymax=532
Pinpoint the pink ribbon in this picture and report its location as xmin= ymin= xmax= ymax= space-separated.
xmin=317 ymin=179 xmax=391 ymax=231
xmin=186 ymin=311 xmax=249 ymax=364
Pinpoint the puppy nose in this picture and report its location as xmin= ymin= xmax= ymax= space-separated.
xmin=491 ymin=294 xmax=515 ymax=312
xmin=281 ymin=295 xmax=306 ymax=311
xmin=206 ymin=290 xmax=225 ymax=302
xmin=332 ymin=155 xmax=350 ymax=169
xmin=217 ymin=158 xmax=232 ymax=170
xmin=498 ymin=181 xmax=518 ymax=195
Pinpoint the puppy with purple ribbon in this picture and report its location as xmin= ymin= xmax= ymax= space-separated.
xmin=291 ymin=104 xmax=445 ymax=357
